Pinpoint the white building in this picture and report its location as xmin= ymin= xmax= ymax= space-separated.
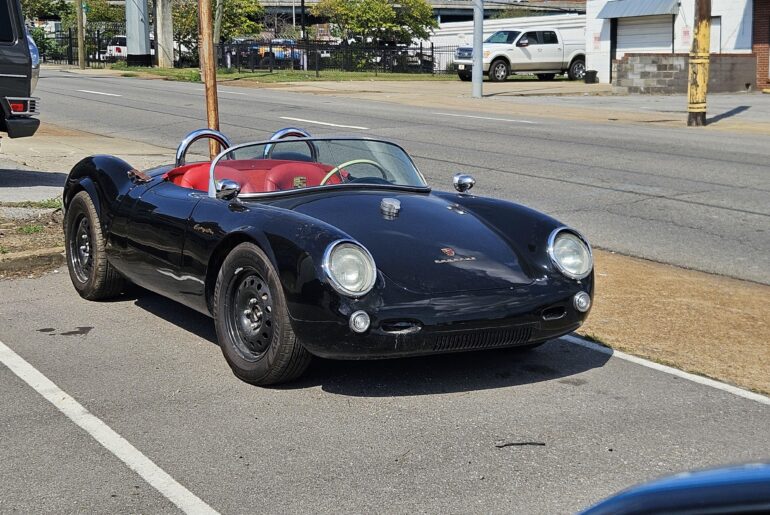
xmin=586 ymin=0 xmax=754 ymax=86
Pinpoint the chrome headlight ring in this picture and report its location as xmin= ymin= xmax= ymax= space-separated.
xmin=547 ymin=227 xmax=593 ymax=281
xmin=322 ymin=239 xmax=377 ymax=298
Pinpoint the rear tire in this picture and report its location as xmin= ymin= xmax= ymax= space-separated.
xmin=458 ymin=72 xmax=471 ymax=81
xmin=536 ymin=73 xmax=556 ymax=81
xmin=488 ymin=59 xmax=509 ymax=82
xmin=568 ymin=58 xmax=586 ymax=81
xmin=64 ymin=191 xmax=125 ymax=300
xmin=214 ymin=243 xmax=311 ymax=385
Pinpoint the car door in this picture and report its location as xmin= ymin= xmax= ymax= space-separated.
xmin=515 ymin=31 xmax=540 ymax=71
xmin=119 ymin=180 xmax=206 ymax=306
xmin=539 ymin=31 xmax=564 ymax=70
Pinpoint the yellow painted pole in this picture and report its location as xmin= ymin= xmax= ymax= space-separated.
xmin=198 ymin=0 xmax=220 ymax=158
xmin=687 ymin=0 xmax=711 ymax=126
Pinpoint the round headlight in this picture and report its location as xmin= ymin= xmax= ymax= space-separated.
xmin=323 ymin=240 xmax=377 ymax=297
xmin=548 ymin=229 xmax=593 ymax=280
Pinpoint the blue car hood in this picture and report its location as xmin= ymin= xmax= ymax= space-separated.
xmin=292 ymin=191 xmax=533 ymax=294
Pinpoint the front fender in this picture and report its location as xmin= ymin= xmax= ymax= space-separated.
xmin=63 ymin=155 xmax=137 ymax=234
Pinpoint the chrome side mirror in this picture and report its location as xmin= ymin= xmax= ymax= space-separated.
xmin=216 ymin=179 xmax=241 ymax=200
xmin=453 ymin=173 xmax=475 ymax=193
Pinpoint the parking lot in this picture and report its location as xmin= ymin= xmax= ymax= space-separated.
xmin=1 ymin=69 xmax=769 ymax=513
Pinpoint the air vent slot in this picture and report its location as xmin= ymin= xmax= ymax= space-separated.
xmin=542 ymin=306 xmax=566 ymax=321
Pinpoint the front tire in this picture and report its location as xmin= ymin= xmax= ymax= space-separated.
xmin=568 ymin=58 xmax=586 ymax=81
xmin=458 ymin=72 xmax=471 ymax=81
xmin=488 ymin=59 xmax=509 ymax=82
xmin=214 ymin=243 xmax=311 ymax=385
xmin=64 ymin=191 xmax=125 ymax=300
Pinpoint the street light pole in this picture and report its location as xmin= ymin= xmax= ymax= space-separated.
xmin=471 ymin=0 xmax=483 ymax=98
xmin=76 ymin=1 xmax=85 ymax=69
xmin=687 ymin=0 xmax=711 ymax=126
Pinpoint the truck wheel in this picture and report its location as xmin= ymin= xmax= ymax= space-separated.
xmin=489 ymin=59 xmax=509 ymax=82
xmin=458 ymin=72 xmax=471 ymax=81
xmin=214 ymin=242 xmax=311 ymax=385
xmin=568 ymin=58 xmax=586 ymax=81
xmin=536 ymin=73 xmax=556 ymax=81
xmin=64 ymin=191 xmax=125 ymax=300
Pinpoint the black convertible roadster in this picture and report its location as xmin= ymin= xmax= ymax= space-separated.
xmin=63 ymin=128 xmax=594 ymax=385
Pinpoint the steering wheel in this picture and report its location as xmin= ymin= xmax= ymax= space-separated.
xmin=320 ymin=159 xmax=388 ymax=186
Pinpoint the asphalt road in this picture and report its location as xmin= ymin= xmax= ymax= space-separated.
xmin=1 ymin=273 xmax=769 ymax=514
xmin=32 ymin=69 xmax=770 ymax=285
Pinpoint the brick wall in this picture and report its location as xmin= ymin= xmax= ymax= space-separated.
xmin=613 ymin=54 xmax=757 ymax=94
xmin=755 ymin=0 xmax=770 ymax=89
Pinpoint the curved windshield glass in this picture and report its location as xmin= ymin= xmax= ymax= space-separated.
xmin=484 ymin=31 xmax=520 ymax=44
xmin=210 ymin=138 xmax=427 ymax=196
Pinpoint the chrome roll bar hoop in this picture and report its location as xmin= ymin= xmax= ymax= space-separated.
xmin=175 ymin=128 xmax=233 ymax=168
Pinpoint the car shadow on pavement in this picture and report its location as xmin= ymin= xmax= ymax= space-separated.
xmin=288 ymin=339 xmax=611 ymax=396
xmin=132 ymin=288 xmax=611 ymax=396
xmin=0 ymin=168 xmax=67 ymax=189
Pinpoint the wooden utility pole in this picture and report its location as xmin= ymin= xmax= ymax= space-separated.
xmin=687 ymin=0 xmax=711 ymax=126
xmin=76 ymin=1 xmax=85 ymax=69
xmin=198 ymin=0 xmax=221 ymax=158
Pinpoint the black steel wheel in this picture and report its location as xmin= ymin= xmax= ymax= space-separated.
xmin=568 ymin=58 xmax=586 ymax=81
xmin=64 ymin=191 xmax=125 ymax=300
xmin=214 ymin=243 xmax=311 ymax=385
xmin=489 ymin=59 xmax=509 ymax=82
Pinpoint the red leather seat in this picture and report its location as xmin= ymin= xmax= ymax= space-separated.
xmin=164 ymin=160 xmax=337 ymax=194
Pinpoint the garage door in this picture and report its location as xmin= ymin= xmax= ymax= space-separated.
xmin=617 ymin=15 xmax=673 ymax=57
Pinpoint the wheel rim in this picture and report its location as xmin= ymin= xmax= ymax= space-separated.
xmin=493 ymin=63 xmax=506 ymax=80
xmin=69 ymin=215 xmax=93 ymax=283
xmin=227 ymin=268 xmax=274 ymax=362
xmin=573 ymin=62 xmax=586 ymax=79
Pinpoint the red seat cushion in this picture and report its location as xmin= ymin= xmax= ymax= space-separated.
xmin=164 ymin=160 xmax=337 ymax=194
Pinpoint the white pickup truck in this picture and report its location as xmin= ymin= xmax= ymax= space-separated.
xmin=454 ymin=28 xmax=585 ymax=82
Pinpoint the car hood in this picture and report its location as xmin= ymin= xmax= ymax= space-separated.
xmin=291 ymin=191 xmax=533 ymax=294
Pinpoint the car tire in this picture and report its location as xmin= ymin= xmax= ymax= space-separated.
xmin=488 ymin=59 xmax=509 ymax=82
xmin=568 ymin=58 xmax=586 ymax=81
xmin=458 ymin=72 xmax=471 ymax=81
xmin=536 ymin=73 xmax=556 ymax=81
xmin=214 ymin=242 xmax=311 ymax=385
xmin=64 ymin=191 xmax=125 ymax=300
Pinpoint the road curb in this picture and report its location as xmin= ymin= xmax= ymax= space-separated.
xmin=0 ymin=247 xmax=65 ymax=274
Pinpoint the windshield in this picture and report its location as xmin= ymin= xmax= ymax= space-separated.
xmin=210 ymin=138 xmax=427 ymax=196
xmin=484 ymin=31 xmax=520 ymax=44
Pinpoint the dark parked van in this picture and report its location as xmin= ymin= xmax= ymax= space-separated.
xmin=0 ymin=0 xmax=40 ymax=138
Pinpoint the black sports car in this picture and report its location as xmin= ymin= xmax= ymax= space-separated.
xmin=63 ymin=128 xmax=594 ymax=385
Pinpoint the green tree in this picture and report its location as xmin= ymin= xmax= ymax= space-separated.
xmin=59 ymin=0 xmax=124 ymax=30
xmin=312 ymin=0 xmax=436 ymax=44
xmin=21 ymin=0 xmax=67 ymax=20
xmin=173 ymin=0 xmax=263 ymax=55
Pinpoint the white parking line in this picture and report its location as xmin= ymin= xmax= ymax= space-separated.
xmin=219 ymin=90 xmax=247 ymax=96
xmin=432 ymin=112 xmax=537 ymax=124
xmin=280 ymin=116 xmax=369 ymax=130
xmin=562 ymin=335 xmax=770 ymax=405
xmin=0 ymin=339 xmax=220 ymax=515
xmin=76 ymin=89 xmax=122 ymax=97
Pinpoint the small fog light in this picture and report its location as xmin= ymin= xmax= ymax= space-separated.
xmin=574 ymin=292 xmax=591 ymax=313
xmin=349 ymin=310 xmax=371 ymax=333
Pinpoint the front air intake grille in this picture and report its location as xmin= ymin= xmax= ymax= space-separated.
xmin=430 ymin=325 xmax=533 ymax=352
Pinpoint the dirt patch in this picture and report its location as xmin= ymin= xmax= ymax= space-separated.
xmin=581 ymin=250 xmax=769 ymax=395
xmin=0 ymin=210 xmax=64 ymax=277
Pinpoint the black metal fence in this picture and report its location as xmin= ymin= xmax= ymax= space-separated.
xmin=38 ymin=32 xmax=460 ymax=75
xmin=217 ymin=40 xmax=459 ymax=75
xmin=38 ymin=30 xmax=116 ymax=67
